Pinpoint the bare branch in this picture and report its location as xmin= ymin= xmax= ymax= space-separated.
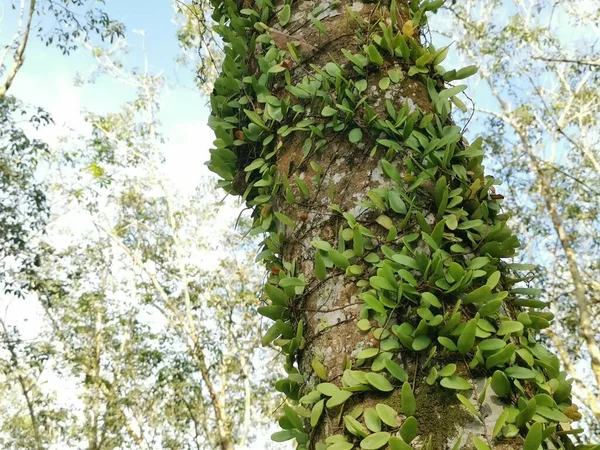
xmin=0 ymin=0 xmax=37 ymax=99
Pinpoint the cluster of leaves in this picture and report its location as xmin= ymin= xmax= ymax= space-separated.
xmin=428 ymin=0 xmax=600 ymax=433
xmin=0 ymin=96 xmax=51 ymax=297
xmin=0 ymin=57 xmax=280 ymax=448
xmin=206 ymin=0 xmax=598 ymax=449
xmin=174 ymin=0 xmax=223 ymax=93
xmin=33 ymin=0 xmax=125 ymax=54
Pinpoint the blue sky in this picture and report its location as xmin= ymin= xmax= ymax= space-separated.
xmin=2 ymin=0 xmax=216 ymax=194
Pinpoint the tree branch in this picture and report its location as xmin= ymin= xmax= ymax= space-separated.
xmin=0 ymin=0 xmax=36 ymax=99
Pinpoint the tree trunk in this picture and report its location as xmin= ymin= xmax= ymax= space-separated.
xmin=207 ymin=0 xmax=582 ymax=449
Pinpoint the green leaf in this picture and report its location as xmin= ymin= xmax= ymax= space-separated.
xmin=497 ymin=320 xmax=524 ymax=336
xmin=379 ymin=77 xmax=390 ymax=90
xmin=471 ymin=436 xmax=491 ymax=450
xmin=345 ymin=414 xmax=368 ymax=437
xmin=370 ymin=276 xmax=395 ymax=291
xmin=536 ymin=406 xmax=569 ymax=423
xmin=490 ymin=370 xmax=511 ymax=397
xmin=392 ymin=254 xmax=420 ymax=270
xmin=438 ymin=363 xmax=457 ymax=377
xmin=426 ymin=367 xmax=438 ymax=385
xmin=456 ymin=393 xmax=482 ymax=420
xmin=457 ymin=317 xmax=478 ymax=354
xmin=399 ymin=416 xmax=418 ymax=443
xmin=478 ymin=377 xmax=491 ymax=405
xmin=388 ymin=191 xmax=407 ymax=214
xmin=438 ymin=336 xmax=458 ymax=351
xmin=376 ymin=403 xmax=399 ymax=427
xmin=312 ymin=240 xmax=332 ymax=251
xmin=285 ymin=403 xmax=304 ymax=430
xmin=367 ymin=44 xmax=384 ymax=66
xmin=271 ymin=430 xmax=295 ymax=442
xmin=433 ymin=44 xmax=450 ymax=65
xmin=478 ymin=339 xmax=507 ymax=352
xmin=300 ymin=390 xmax=322 ymax=404
xmin=321 ymin=105 xmax=338 ymax=117
xmin=401 ymin=382 xmax=416 ymax=416
xmin=244 ymin=108 xmax=268 ymax=130
xmin=478 ymin=299 xmax=503 ymax=317
xmin=412 ymin=335 xmax=431 ymax=351
xmin=355 ymin=79 xmax=368 ymax=92
xmin=504 ymin=366 xmax=536 ymax=380
xmin=384 ymin=358 xmax=409 ymax=382
xmin=279 ymin=277 xmax=305 ymax=288
xmin=361 ymin=432 xmax=391 ymax=449
xmin=311 ymin=399 xmax=325 ymax=427
xmin=455 ymin=65 xmax=478 ymax=80
xmin=329 ymin=249 xmax=350 ymax=269
xmin=389 ymin=437 xmax=415 ymax=450
xmin=463 ymin=285 xmax=491 ymax=305
xmin=439 ymin=85 xmax=467 ymax=99
xmin=381 ymin=160 xmax=402 ymax=184
xmin=515 ymin=398 xmax=537 ymax=427
xmin=312 ymin=359 xmax=328 ymax=380
xmin=265 ymin=283 xmax=289 ymax=306
xmin=421 ymin=292 xmax=441 ymax=308
xmin=315 ymin=251 xmax=327 ymax=281
xmin=357 ymin=348 xmax=381 ymax=359
xmin=328 ymin=443 xmax=354 ymax=450
xmin=317 ymin=383 xmax=340 ymax=396
xmin=457 ymin=219 xmax=483 ymax=230
xmin=485 ymin=343 xmax=515 ymax=369
xmin=325 ymin=62 xmax=341 ymax=77
xmin=358 ymin=319 xmax=372 ymax=331
xmin=440 ymin=376 xmax=473 ymax=390
xmin=349 ymin=128 xmax=363 ymax=143
xmin=364 ymin=407 xmax=382 ymax=432
xmin=262 ymin=321 xmax=282 ymax=346
xmin=523 ymin=422 xmax=543 ymax=450
xmin=415 ymin=52 xmax=434 ymax=67
xmin=326 ymin=390 xmax=353 ymax=408
xmin=257 ymin=305 xmax=285 ymax=321
xmin=278 ymin=4 xmax=291 ymax=26
xmin=366 ymin=372 xmax=394 ymax=392
xmin=492 ymin=409 xmax=509 ymax=438
xmin=389 ymin=69 xmax=402 ymax=83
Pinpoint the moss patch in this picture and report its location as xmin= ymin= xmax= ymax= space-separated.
xmin=414 ymin=383 xmax=473 ymax=449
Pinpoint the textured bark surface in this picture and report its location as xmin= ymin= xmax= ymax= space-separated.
xmin=206 ymin=0 xmax=584 ymax=448
xmin=268 ymin=2 xmax=511 ymax=448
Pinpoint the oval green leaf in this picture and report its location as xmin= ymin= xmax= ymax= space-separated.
xmin=440 ymin=376 xmax=473 ymax=390
xmin=376 ymin=403 xmax=399 ymax=427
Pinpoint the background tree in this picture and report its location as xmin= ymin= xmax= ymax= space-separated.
xmin=1 ymin=39 xmax=280 ymax=449
xmin=174 ymin=0 xmax=222 ymax=93
xmin=0 ymin=0 xmax=124 ymax=99
xmin=0 ymin=96 xmax=51 ymax=297
xmin=206 ymin=0 xmax=595 ymax=448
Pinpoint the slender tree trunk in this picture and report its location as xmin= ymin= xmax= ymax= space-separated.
xmin=208 ymin=0 xmax=582 ymax=448
xmin=0 ymin=318 xmax=44 ymax=450
xmin=0 ymin=0 xmax=36 ymax=100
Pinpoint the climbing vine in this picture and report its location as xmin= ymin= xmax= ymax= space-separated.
xmin=205 ymin=0 xmax=598 ymax=448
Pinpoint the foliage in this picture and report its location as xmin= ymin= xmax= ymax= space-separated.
xmin=428 ymin=0 xmax=600 ymax=433
xmin=206 ymin=0 xmax=597 ymax=448
xmin=0 ymin=0 xmax=124 ymax=99
xmin=174 ymin=0 xmax=222 ymax=93
xmin=0 ymin=48 xmax=280 ymax=448
xmin=0 ymin=96 xmax=51 ymax=297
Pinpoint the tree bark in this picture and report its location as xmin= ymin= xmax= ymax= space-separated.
xmin=207 ymin=0 xmax=583 ymax=449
